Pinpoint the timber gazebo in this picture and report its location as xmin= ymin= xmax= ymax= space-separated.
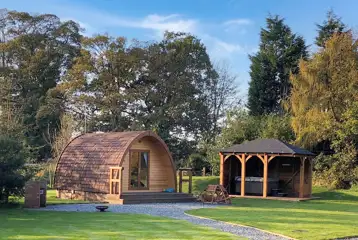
xmin=219 ymin=139 xmax=315 ymax=199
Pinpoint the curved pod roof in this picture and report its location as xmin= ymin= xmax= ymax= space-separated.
xmin=54 ymin=131 xmax=176 ymax=193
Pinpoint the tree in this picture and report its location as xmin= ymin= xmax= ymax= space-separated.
xmin=204 ymin=61 xmax=238 ymax=142
xmin=185 ymin=153 xmax=210 ymax=173
xmin=45 ymin=114 xmax=76 ymax=188
xmin=289 ymin=33 xmax=358 ymax=188
xmin=204 ymin=107 xmax=296 ymax=174
xmin=260 ymin=114 xmax=294 ymax=142
xmin=315 ymin=10 xmax=346 ymax=48
xmin=0 ymin=84 xmax=30 ymax=203
xmin=133 ymin=32 xmax=215 ymax=140
xmin=247 ymin=15 xmax=308 ymax=115
xmin=0 ymin=10 xmax=81 ymax=161
xmin=61 ymin=35 xmax=144 ymax=133
xmin=0 ymin=135 xmax=28 ymax=203
xmin=64 ymin=32 xmax=217 ymax=165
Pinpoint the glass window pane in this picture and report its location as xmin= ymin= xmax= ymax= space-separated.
xmin=139 ymin=152 xmax=149 ymax=188
xmin=130 ymin=152 xmax=139 ymax=188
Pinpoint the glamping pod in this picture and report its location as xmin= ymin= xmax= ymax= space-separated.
xmin=54 ymin=131 xmax=191 ymax=204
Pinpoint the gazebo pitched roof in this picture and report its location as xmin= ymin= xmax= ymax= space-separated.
xmin=221 ymin=139 xmax=314 ymax=156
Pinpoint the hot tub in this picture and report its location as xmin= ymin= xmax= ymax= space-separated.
xmin=234 ymin=176 xmax=279 ymax=195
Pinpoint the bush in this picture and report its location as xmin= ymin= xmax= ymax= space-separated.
xmin=313 ymin=143 xmax=358 ymax=189
xmin=0 ymin=135 xmax=29 ymax=204
xmin=185 ymin=153 xmax=210 ymax=174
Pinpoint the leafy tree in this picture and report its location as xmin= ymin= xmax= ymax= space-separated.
xmin=185 ymin=153 xmax=210 ymax=173
xmin=133 ymin=32 xmax=215 ymax=140
xmin=0 ymin=84 xmax=30 ymax=203
xmin=0 ymin=10 xmax=81 ymax=161
xmin=248 ymin=15 xmax=308 ymax=115
xmin=62 ymin=35 xmax=144 ymax=132
xmin=63 ymin=32 xmax=217 ymax=165
xmin=260 ymin=114 xmax=294 ymax=142
xmin=221 ymin=108 xmax=262 ymax=145
xmin=315 ymin=10 xmax=346 ymax=48
xmin=0 ymin=135 xmax=28 ymax=203
xmin=289 ymin=33 xmax=358 ymax=188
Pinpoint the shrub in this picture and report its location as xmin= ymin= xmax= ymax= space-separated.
xmin=0 ymin=135 xmax=29 ymax=204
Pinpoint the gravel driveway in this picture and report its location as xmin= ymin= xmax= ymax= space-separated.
xmin=39 ymin=203 xmax=289 ymax=240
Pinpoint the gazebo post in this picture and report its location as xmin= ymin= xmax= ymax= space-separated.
xmin=241 ymin=154 xmax=246 ymax=197
xmin=263 ymin=154 xmax=268 ymax=198
xmin=299 ymin=157 xmax=305 ymax=198
xmin=219 ymin=153 xmax=224 ymax=186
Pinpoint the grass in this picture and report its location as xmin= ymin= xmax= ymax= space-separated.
xmin=3 ymin=177 xmax=358 ymax=239
xmin=187 ymin=182 xmax=358 ymax=240
xmin=2 ymin=186 xmax=242 ymax=240
xmin=0 ymin=210 xmax=243 ymax=240
xmin=180 ymin=176 xmax=219 ymax=195
xmin=7 ymin=189 xmax=88 ymax=207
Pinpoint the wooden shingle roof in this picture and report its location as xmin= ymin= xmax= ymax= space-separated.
xmin=221 ymin=139 xmax=314 ymax=156
xmin=54 ymin=131 xmax=170 ymax=193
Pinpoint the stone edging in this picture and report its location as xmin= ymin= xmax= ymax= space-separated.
xmin=184 ymin=212 xmax=295 ymax=240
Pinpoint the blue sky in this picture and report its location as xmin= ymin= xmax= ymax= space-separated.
xmin=2 ymin=0 xmax=358 ymax=99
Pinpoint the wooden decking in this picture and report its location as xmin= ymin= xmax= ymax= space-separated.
xmin=229 ymin=194 xmax=319 ymax=201
xmin=107 ymin=192 xmax=197 ymax=204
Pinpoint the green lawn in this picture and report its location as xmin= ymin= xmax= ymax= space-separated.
xmin=2 ymin=186 xmax=242 ymax=240
xmin=180 ymin=176 xmax=219 ymax=195
xmin=3 ymin=178 xmax=358 ymax=239
xmin=187 ymin=184 xmax=358 ymax=240
xmin=1 ymin=210 xmax=242 ymax=240
xmin=7 ymin=189 xmax=89 ymax=206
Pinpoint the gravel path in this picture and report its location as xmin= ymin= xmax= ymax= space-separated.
xmin=39 ymin=203 xmax=289 ymax=240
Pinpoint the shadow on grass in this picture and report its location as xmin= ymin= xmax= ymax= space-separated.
xmin=312 ymin=189 xmax=358 ymax=202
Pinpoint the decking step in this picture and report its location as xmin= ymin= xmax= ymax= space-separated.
xmin=122 ymin=197 xmax=197 ymax=204
xmin=122 ymin=193 xmax=194 ymax=200
xmin=106 ymin=192 xmax=197 ymax=204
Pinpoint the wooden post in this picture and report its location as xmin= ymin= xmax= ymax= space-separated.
xmin=299 ymin=158 xmax=305 ymax=198
xmin=118 ymin=167 xmax=123 ymax=197
xmin=219 ymin=153 xmax=224 ymax=186
xmin=309 ymin=158 xmax=313 ymax=197
xmin=179 ymin=169 xmax=183 ymax=193
xmin=202 ymin=167 xmax=206 ymax=176
xmin=188 ymin=170 xmax=192 ymax=194
xmin=263 ymin=154 xmax=268 ymax=198
xmin=241 ymin=154 xmax=246 ymax=197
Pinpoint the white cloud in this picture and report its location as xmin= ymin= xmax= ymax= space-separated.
xmin=140 ymin=14 xmax=197 ymax=34
xmin=66 ymin=11 xmax=198 ymax=37
xmin=215 ymin=39 xmax=243 ymax=53
xmin=223 ymin=19 xmax=253 ymax=26
xmin=223 ymin=18 xmax=253 ymax=34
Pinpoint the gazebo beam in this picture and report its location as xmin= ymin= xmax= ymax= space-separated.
xmin=245 ymin=155 xmax=253 ymax=162
xmin=268 ymin=155 xmax=276 ymax=162
xmin=256 ymin=154 xmax=265 ymax=163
